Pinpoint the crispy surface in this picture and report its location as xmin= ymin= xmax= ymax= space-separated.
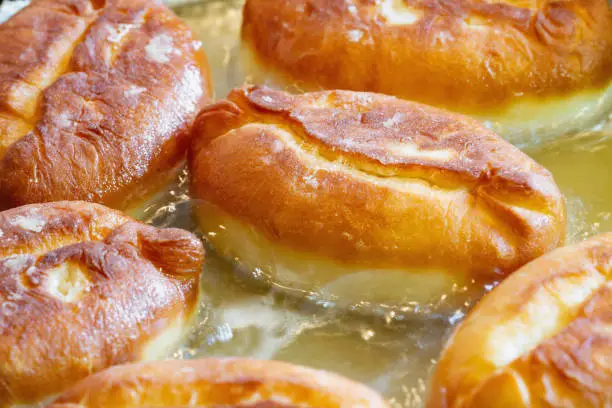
xmin=242 ymin=0 xmax=612 ymax=111
xmin=427 ymin=233 xmax=612 ymax=408
xmin=48 ymin=358 xmax=389 ymax=407
xmin=189 ymin=86 xmax=565 ymax=281
xmin=0 ymin=201 xmax=203 ymax=407
xmin=0 ymin=0 xmax=211 ymax=210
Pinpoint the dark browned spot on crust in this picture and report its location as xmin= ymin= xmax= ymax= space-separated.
xmin=189 ymin=85 xmax=565 ymax=279
xmin=241 ymin=0 xmax=611 ymax=109
xmin=0 ymin=201 xmax=203 ymax=407
xmin=427 ymin=233 xmax=612 ymax=408
xmin=0 ymin=0 xmax=210 ymax=210
xmin=196 ymin=86 xmax=559 ymax=211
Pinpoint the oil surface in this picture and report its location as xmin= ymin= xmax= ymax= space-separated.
xmin=1 ymin=0 xmax=609 ymax=406
xmin=159 ymin=1 xmax=612 ymax=407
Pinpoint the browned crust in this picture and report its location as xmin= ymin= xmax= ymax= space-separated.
xmin=241 ymin=0 xmax=612 ymax=111
xmin=189 ymin=86 xmax=565 ymax=280
xmin=0 ymin=201 xmax=203 ymax=407
xmin=427 ymin=233 xmax=612 ymax=408
xmin=47 ymin=358 xmax=389 ymax=407
xmin=0 ymin=0 xmax=212 ymax=211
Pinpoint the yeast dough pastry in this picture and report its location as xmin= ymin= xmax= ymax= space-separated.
xmin=0 ymin=0 xmax=211 ymax=211
xmin=241 ymin=0 xmax=612 ymax=145
xmin=428 ymin=232 xmax=612 ymax=407
xmin=189 ymin=86 xmax=566 ymax=311
xmin=48 ymin=358 xmax=389 ymax=407
xmin=0 ymin=201 xmax=203 ymax=407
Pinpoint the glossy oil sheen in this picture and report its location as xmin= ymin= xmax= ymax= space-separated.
xmin=1 ymin=0 xmax=605 ymax=406
xmin=136 ymin=2 xmax=612 ymax=407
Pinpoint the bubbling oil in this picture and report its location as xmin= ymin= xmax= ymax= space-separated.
xmin=144 ymin=2 xmax=612 ymax=407
xmin=0 ymin=1 xmax=604 ymax=406
xmin=137 ymin=128 xmax=612 ymax=408
xmin=138 ymin=168 xmax=455 ymax=407
xmin=526 ymin=126 xmax=612 ymax=244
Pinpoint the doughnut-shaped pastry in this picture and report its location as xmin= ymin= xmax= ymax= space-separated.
xmin=47 ymin=358 xmax=389 ymax=407
xmin=241 ymin=0 xmax=612 ymax=145
xmin=427 ymin=232 xmax=612 ymax=408
xmin=0 ymin=0 xmax=211 ymax=211
xmin=0 ymin=201 xmax=203 ymax=407
xmin=189 ymin=86 xmax=566 ymax=311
